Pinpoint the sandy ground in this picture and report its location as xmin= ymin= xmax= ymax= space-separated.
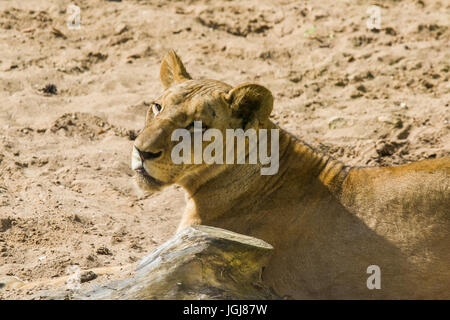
xmin=0 ymin=0 xmax=449 ymax=299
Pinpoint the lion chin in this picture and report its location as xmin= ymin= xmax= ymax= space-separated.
xmin=133 ymin=170 xmax=165 ymax=192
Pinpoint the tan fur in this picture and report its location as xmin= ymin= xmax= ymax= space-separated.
xmin=133 ymin=51 xmax=450 ymax=299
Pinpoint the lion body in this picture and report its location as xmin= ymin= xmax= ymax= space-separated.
xmin=133 ymin=50 xmax=450 ymax=299
xmin=178 ymin=128 xmax=450 ymax=299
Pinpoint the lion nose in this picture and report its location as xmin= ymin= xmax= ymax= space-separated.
xmin=135 ymin=147 xmax=162 ymax=161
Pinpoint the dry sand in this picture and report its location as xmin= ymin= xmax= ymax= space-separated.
xmin=0 ymin=0 xmax=449 ymax=299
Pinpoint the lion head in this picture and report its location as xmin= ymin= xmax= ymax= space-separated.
xmin=132 ymin=50 xmax=274 ymax=192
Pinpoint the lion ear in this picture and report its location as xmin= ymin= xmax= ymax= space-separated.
xmin=224 ymin=84 xmax=273 ymax=127
xmin=160 ymin=50 xmax=192 ymax=89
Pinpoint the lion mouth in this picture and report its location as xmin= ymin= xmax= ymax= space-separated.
xmin=135 ymin=167 xmax=163 ymax=186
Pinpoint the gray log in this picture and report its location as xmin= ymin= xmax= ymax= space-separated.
xmin=34 ymin=225 xmax=278 ymax=300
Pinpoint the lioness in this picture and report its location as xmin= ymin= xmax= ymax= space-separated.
xmin=132 ymin=50 xmax=450 ymax=299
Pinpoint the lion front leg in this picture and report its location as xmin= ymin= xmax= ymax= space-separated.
xmin=176 ymin=205 xmax=202 ymax=234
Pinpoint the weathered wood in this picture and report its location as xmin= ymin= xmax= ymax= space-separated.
xmin=32 ymin=225 xmax=278 ymax=300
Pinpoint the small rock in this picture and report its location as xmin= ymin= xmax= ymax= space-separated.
xmin=51 ymin=27 xmax=67 ymax=39
xmin=375 ymin=141 xmax=404 ymax=157
xmin=394 ymin=118 xmax=403 ymax=129
xmin=378 ymin=115 xmax=395 ymax=124
xmin=335 ymin=79 xmax=347 ymax=87
xmin=128 ymin=130 xmax=137 ymax=140
xmin=385 ymin=27 xmax=397 ymax=36
xmin=0 ymin=218 xmax=13 ymax=232
xmin=86 ymin=254 xmax=97 ymax=262
xmin=80 ymin=271 xmax=97 ymax=283
xmin=41 ymin=84 xmax=57 ymax=95
xmin=422 ymin=80 xmax=433 ymax=89
xmin=350 ymin=92 xmax=363 ymax=99
xmin=328 ymin=117 xmax=349 ymax=129
xmin=96 ymin=246 xmax=112 ymax=256
xmin=115 ymin=23 xmax=128 ymax=35
xmin=356 ymin=85 xmax=367 ymax=93
xmin=397 ymin=125 xmax=412 ymax=140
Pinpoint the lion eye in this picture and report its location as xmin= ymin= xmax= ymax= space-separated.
xmin=152 ymin=103 xmax=163 ymax=116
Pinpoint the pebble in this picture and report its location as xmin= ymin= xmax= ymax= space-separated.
xmin=115 ymin=23 xmax=128 ymax=35
xmin=80 ymin=271 xmax=97 ymax=283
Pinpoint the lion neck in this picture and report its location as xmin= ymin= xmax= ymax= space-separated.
xmin=178 ymin=122 xmax=350 ymax=228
